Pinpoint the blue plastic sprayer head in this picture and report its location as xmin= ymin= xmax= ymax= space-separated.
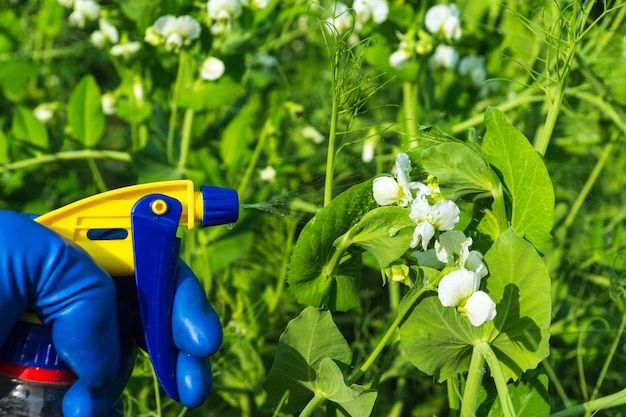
xmin=199 ymin=186 xmax=239 ymax=227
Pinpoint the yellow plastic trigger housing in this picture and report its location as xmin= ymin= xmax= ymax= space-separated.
xmin=35 ymin=180 xmax=204 ymax=276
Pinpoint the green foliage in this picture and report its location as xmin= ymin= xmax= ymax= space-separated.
xmin=11 ymin=106 xmax=49 ymax=149
xmin=263 ymin=307 xmax=375 ymax=415
xmin=1 ymin=0 xmax=626 ymax=416
xmin=68 ymin=75 xmax=105 ymax=147
xmin=287 ymin=180 xmax=378 ymax=311
xmin=482 ymin=108 xmax=555 ymax=252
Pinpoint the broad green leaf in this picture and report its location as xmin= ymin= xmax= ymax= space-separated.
xmin=481 ymin=107 xmax=554 ymax=252
xmin=263 ymin=307 xmax=352 ymax=413
xmin=11 ymin=106 xmax=49 ymax=149
xmin=399 ymin=228 xmax=551 ymax=382
xmin=338 ymin=205 xmax=415 ymax=268
xmin=287 ymin=180 xmax=378 ymax=311
xmin=478 ymin=371 xmax=549 ymax=417
xmin=0 ymin=130 xmax=7 ymax=163
xmin=219 ymin=100 xmax=251 ymax=169
xmin=68 ymin=75 xmax=105 ymax=147
xmin=178 ymin=77 xmax=241 ymax=111
xmin=317 ymin=358 xmax=377 ymax=417
xmin=483 ymin=228 xmax=551 ymax=381
xmin=399 ymin=293 xmax=481 ymax=382
xmin=421 ymin=142 xmax=498 ymax=201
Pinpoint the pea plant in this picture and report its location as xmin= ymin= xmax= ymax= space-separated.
xmin=1 ymin=0 xmax=626 ymax=416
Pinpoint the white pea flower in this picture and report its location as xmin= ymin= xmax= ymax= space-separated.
xmin=438 ymin=268 xmax=477 ymax=307
xmin=425 ymin=3 xmax=461 ymax=41
xmin=458 ymin=55 xmax=487 ymax=86
xmin=435 ymin=230 xmax=488 ymax=279
xmin=429 ymin=44 xmax=459 ymax=70
xmin=353 ymin=0 xmax=389 ymax=31
xmin=33 ymin=103 xmax=55 ymax=124
xmin=259 ymin=166 xmax=276 ymax=182
xmin=326 ymin=2 xmax=353 ymax=34
xmin=200 ymin=56 xmax=226 ymax=81
xmin=68 ymin=0 xmax=100 ymax=28
xmin=362 ymin=136 xmax=377 ymax=162
xmin=302 ymin=126 xmax=325 ymax=144
xmin=153 ymin=15 xmax=201 ymax=53
xmin=438 ymin=268 xmax=496 ymax=327
xmin=373 ymin=176 xmax=402 ymax=206
xmin=372 ymin=153 xmax=415 ymax=207
xmin=90 ymin=18 xmax=119 ymax=48
xmin=409 ymin=193 xmax=460 ymax=250
xmin=389 ymin=41 xmax=412 ymax=69
xmin=208 ymin=0 xmax=243 ymax=34
xmin=101 ymin=92 xmax=116 ymax=115
xmin=462 ymin=291 xmax=497 ymax=326
xmin=132 ymin=77 xmax=144 ymax=103
xmin=110 ymin=41 xmax=141 ymax=57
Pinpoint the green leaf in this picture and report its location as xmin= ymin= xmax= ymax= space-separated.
xmin=263 ymin=307 xmax=352 ymax=413
xmin=178 ymin=77 xmax=241 ymax=111
xmin=481 ymin=107 xmax=555 ymax=252
xmin=11 ymin=106 xmax=49 ymax=149
xmin=421 ymin=142 xmax=498 ymax=200
xmin=399 ymin=293 xmax=481 ymax=382
xmin=317 ymin=358 xmax=377 ymax=417
xmin=0 ymin=130 xmax=7 ymax=163
xmin=219 ymin=99 xmax=251 ymax=169
xmin=338 ymin=205 xmax=415 ymax=268
xmin=483 ymin=228 xmax=551 ymax=381
xmin=287 ymin=180 xmax=378 ymax=311
xmin=399 ymin=228 xmax=551 ymax=382
xmin=478 ymin=371 xmax=549 ymax=417
xmin=68 ymin=75 xmax=105 ymax=147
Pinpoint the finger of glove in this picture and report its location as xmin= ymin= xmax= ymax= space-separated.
xmin=176 ymin=353 xmax=212 ymax=409
xmin=62 ymin=341 xmax=136 ymax=417
xmin=0 ymin=211 xmax=120 ymax=386
xmin=172 ymin=261 xmax=222 ymax=357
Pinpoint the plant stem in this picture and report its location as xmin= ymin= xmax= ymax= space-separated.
xmin=347 ymin=286 xmax=429 ymax=384
xmin=324 ymin=234 xmax=350 ymax=277
xmin=476 ymin=342 xmax=516 ymax=417
xmin=533 ymin=0 xmax=594 ymax=155
xmin=490 ymin=181 xmax=508 ymax=234
xmin=461 ymin=345 xmax=485 ymax=417
xmin=562 ymin=140 xmax=614 ymax=233
xmin=178 ymin=108 xmax=194 ymax=171
xmin=450 ymin=90 xmax=543 ymax=135
xmin=167 ymin=51 xmax=187 ymax=164
xmin=324 ymin=60 xmax=339 ymax=207
xmin=300 ymin=392 xmax=325 ymax=417
xmin=550 ymin=387 xmax=626 ymax=417
xmin=86 ymin=158 xmax=106 ymax=192
xmin=402 ymin=81 xmax=418 ymax=146
xmin=268 ymin=220 xmax=296 ymax=315
xmin=542 ymin=359 xmax=572 ymax=408
xmin=151 ymin=365 xmax=162 ymax=417
xmin=238 ymin=118 xmax=271 ymax=198
xmin=585 ymin=312 xmax=626 ymax=415
xmin=0 ymin=149 xmax=131 ymax=173
xmin=448 ymin=375 xmax=462 ymax=415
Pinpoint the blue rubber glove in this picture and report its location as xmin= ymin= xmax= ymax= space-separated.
xmin=0 ymin=211 xmax=223 ymax=416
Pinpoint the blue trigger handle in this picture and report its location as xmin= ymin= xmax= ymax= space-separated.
xmin=131 ymin=193 xmax=183 ymax=401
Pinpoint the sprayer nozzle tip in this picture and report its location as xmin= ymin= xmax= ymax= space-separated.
xmin=199 ymin=186 xmax=239 ymax=227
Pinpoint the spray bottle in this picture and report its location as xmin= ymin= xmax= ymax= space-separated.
xmin=0 ymin=180 xmax=239 ymax=416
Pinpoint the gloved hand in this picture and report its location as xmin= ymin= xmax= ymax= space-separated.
xmin=0 ymin=210 xmax=223 ymax=416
